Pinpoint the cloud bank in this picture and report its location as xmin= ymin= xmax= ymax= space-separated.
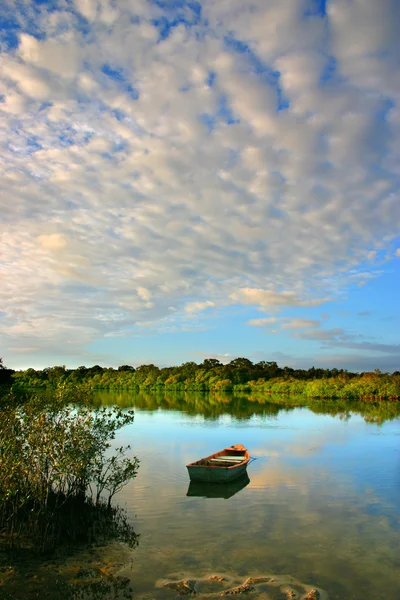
xmin=1 ymin=0 xmax=399 ymax=363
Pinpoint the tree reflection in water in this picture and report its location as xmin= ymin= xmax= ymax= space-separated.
xmin=95 ymin=389 xmax=400 ymax=425
xmin=0 ymin=506 xmax=139 ymax=600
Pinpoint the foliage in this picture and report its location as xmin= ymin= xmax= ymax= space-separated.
xmin=0 ymin=357 xmax=15 ymax=391
xmin=0 ymin=388 xmax=139 ymax=552
xmin=5 ymin=356 xmax=400 ymax=401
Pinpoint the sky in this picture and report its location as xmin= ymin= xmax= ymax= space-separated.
xmin=1 ymin=0 xmax=400 ymax=372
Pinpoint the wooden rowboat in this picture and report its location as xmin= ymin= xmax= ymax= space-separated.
xmin=186 ymin=444 xmax=250 ymax=483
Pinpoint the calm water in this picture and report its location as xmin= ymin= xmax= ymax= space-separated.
xmin=96 ymin=392 xmax=400 ymax=600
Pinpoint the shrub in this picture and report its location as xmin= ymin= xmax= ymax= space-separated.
xmin=0 ymin=390 xmax=139 ymax=552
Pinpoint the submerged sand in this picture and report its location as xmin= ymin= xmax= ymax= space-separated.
xmin=155 ymin=572 xmax=328 ymax=600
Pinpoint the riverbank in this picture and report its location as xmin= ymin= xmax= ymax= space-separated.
xmin=235 ymin=375 xmax=400 ymax=400
xmin=9 ymin=373 xmax=400 ymax=401
xmin=0 ymin=539 xmax=134 ymax=600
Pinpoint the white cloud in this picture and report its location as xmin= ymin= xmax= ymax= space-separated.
xmin=184 ymin=301 xmax=215 ymax=314
xmin=247 ymin=317 xmax=281 ymax=327
xmin=232 ymin=289 xmax=328 ymax=308
xmin=281 ymin=319 xmax=321 ymax=330
xmin=293 ymin=328 xmax=347 ymax=341
xmin=137 ymin=287 xmax=152 ymax=302
xmin=37 ymin=233 xmax=68 ymax=251
xmin=2 ymin=59 xmax=51 ymax=100
xmin=18 ymin=34 xmax=81 ymax=79
xmin=247 ymin=316 xmax=321 ymax=331
xmin=74 ymin=0 xmax=98 ymax=22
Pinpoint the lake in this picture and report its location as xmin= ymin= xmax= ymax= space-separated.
xmin=1 ymin=391 xmax=399 ymax=600
xmin=96 ymin=391 xmax=400 ymax=600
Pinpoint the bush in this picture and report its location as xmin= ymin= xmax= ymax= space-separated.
xmin=0 ymin=389 xmax=139 ymax=552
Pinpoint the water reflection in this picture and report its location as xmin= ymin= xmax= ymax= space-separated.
xmin=55 ymin=390 xmax=400 ymax=600
xmin=95 ymin=389 xmax=288 ymax=419
xmin=186 ymin=473 xmax=250 ymax=499
xmin=0 ymin=509 xmax=139 ymax=600
xmin=0 ymin=541 xmax=137 ymax=600
xmin=95 ymin=389 xmax=400 ymax=424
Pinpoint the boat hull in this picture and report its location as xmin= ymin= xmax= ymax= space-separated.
xmin=186 ymin=444 xmax=250 ymax=483
xmin=187 ymin=462 xmax=248 ymax=483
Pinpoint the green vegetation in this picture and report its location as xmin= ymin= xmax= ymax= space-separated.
xmin=0 ymin=386 xmax=139 ymax=554
xmin=0 ymin=357 xmax=14 ymax=396
xmin=7 ymin=357 xmax=400 ymax=401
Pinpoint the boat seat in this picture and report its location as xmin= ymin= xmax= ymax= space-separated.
xmin=218 ymin=455 xmax=245 ymax=460
xmin=209 ymin=456 xmax=245 ymax=462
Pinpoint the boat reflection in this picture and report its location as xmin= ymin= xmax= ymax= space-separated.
xmin=186 ymin=473 xmax=250 ymax=499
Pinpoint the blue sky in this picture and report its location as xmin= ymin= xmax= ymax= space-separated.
xmin=1 ymin=0 xmax=400 ymax=372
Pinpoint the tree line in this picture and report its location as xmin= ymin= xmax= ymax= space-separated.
xmin=4 ymin=357 xmax=357 ymax=389
xmin=4 ymin=357 xmax=400 ymax=400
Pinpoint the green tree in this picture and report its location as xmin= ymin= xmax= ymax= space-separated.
xmin=202 ymin=358 xmax=222 ymax=369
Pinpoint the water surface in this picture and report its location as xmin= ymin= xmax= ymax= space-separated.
xmin=97 ymin=392 xmax=400 ymax=600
